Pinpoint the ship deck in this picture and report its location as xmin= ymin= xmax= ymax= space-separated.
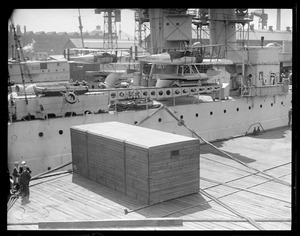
xmin=7 ymin=126 xmax=292 ymax=231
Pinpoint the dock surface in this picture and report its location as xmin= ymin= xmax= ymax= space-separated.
xmin=7 ymin=127 xmax=292 ymax=230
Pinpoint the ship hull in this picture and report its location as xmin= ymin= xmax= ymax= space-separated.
xmin=7 ymin=92 xmax=292 ymax=174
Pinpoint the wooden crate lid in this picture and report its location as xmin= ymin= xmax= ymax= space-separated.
xmin=71 ymin=121 xmax=199 ymax=149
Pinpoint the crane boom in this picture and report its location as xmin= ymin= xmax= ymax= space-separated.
xmin=95 ymin=9 xmax=121 ymax=49
xmin=78 ymin=9 xmax=85 ymax=48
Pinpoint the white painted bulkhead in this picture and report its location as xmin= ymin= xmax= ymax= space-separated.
xmin=7 ymin=92 xmax=291 ymax=174
xmin=8 ymin=59 xmax=70 ymax=84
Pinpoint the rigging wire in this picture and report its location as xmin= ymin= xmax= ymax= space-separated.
xmin=10 ymin=19 xmax=28 ymax=106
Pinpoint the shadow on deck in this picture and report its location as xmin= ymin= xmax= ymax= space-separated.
xmin=200 ymin=142 xmax=256 ymax=164
xmin=249 ymin=126 xmax=291 ymax=140
xmin=72 ymin=173 xmax=211 ymax=218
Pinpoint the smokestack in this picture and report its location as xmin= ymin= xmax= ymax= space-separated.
xmin=276 ymin=9 xmax=281 ymax=30
xmin=24 ymin=25 xmax=26 ymax=35
xmin=208 ymin=9 xmax=237 ymax=58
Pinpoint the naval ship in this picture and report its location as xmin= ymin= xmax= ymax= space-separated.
xmin=7 ymin=8 xmax=292 ymax=175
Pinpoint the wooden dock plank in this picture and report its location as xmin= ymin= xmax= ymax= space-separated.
xmin=33 ymin=178 xmax=142 ymax=220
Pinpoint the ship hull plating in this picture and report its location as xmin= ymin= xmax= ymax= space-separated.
xmin=7 ymin=93 xmax=291 ymax=174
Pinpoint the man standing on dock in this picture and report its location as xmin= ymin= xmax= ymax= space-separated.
xmin=20 ymin=160 xmax=32 ymax=174
xmin=19 ymin=163 xmax=31 ymax=204
xmin=12 ymin=161 xmax=20 ymax=192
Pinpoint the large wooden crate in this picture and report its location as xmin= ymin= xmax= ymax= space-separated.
xmin=71 ymin=121 xmax=200 ymax=204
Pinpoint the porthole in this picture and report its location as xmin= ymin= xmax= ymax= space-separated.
xmin=210 ymin=111 xmax=213 ymax=115
xmin=59 ymin=130 xmax=63 ymax=135
xmin=236 ymin=108 xmax=239 ymax=112
xmin=249 ymin=106 xmax=251 ymax=110
xmin=195 ymin=113 xmax=198 ymax=117
xmin=134 ymin=121 xmax=138 ymax=125
xmin=47 ymin=167 xmax=51 ymax=171
xmin=39 ymin=132 xmax=43 ymax=137
xmin=260 ymin=104 xmax=263 ymax=108
xmin=166 ymin=90 xmax=171 ymax=95
xmin=158 ymin=118 xmax=162 ymax=122
xmin=180 ymin=115 xmax=183 ymax=119
xmin=271 ymin=103 xmax=273 ymax=106
xmin=224 ymin=109 xmax=226 ymax=113
xmin=281 ymin=101 xmax=284 ymax=105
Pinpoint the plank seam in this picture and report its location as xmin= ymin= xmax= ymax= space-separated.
xmin=199 ymin=188 xmax=264 ymax=230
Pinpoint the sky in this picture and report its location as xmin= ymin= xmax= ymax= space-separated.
xmin=9 ymin=8 xmax=293 ymax=36
xmin=9 ymin=9 xmax=136 ymax=36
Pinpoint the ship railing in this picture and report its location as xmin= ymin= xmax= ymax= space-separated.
xmin=241 ymin=84 xmax=290 ymax=97
xmin=107 ymin=85 xmax=221 ymax=102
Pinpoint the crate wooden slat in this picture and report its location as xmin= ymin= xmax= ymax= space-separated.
xmin=71 ymin=121 xmax=200 ymax=204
